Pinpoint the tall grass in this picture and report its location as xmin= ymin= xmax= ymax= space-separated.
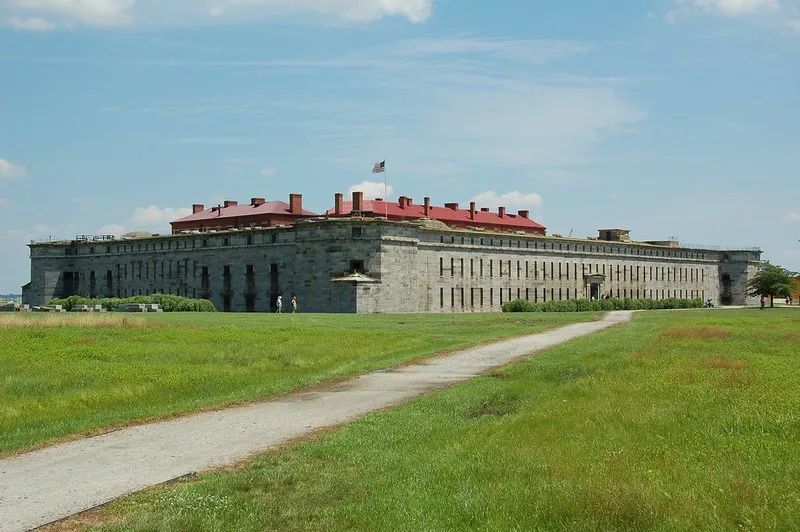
xmin=0 ymin=314 xmax=150 ymax=329
xmin=91 ymin=309 xmax=800 ymax=531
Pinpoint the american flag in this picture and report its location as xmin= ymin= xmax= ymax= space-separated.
xmin=372 ymin=161 xmax=385 ymax=174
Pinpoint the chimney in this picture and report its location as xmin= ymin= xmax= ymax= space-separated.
xmin=223 ymin=200 xmax=238 ymax=208
xmin=481 ymin=207 xmax=490 ymax=212
xmin=250 ymin=198 xmax=265 ymax=207
xmin=398 ymin=196 xmax=407 ymax=209
xmin=334 ymin=193 xmax=343 ymax=216
xmin=470 ymin=202 xmax=476 ymax=221
xmin=289 ymin=193 xmax=303 ymax=214
xmin=498 ymin=206 xmax=506 ymax=218
xmin=192 ymin=204 xmax=204 ymax=214
xmin=352 ymin=191 xmax=364 ymax=212
xmin=424 ymin=197 xmax=431 ymax=216
xmin=518 ymin=210 xmax=529 ymax=219
xmin=444 ymin=202 xmax=459 ymax=211
xmin=407 ymin=198 xmax=413 ymax=206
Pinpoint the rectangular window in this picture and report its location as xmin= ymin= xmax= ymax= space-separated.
xmin=470 ymin=259 xmax=474 ymax=277
xmin=480 ymin=288 xmax=484 ymax=306
xmin=461 ymin=258 xmax=464 ymax=277
xmin=490 ymin=260 xmax=494 ymax=278
xmin=440 ymin=287 xmax=444 ymax=308
xmin=490 ymin=288 xmax=494 ymax=306
xmin=440 ymin=257 xmax=444 ymax=277
xmin=451 ymin=258 xmax=455 ymax=278
xmin=480 ymin=259 xmax=484 ymax=277
xmin=451 ymin=287 xmax=455 ymax=308
xmin=525 ymin=261 xmax=529 ymax=278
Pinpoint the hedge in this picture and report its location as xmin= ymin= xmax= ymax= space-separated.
xmin=47 ymin=294 xmax=217 ymax=312
xmin=502 ymin=297 xmax=703 ymax=313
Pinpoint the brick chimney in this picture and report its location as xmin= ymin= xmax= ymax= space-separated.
xmin=250 ymin=198 xmax=265 ymax=207
xmin=498 ymin=206 xmax=506 ymax=218
xmin=289 ymin=194 xmax=302 ymax=214
xmin=407 ymin=198 xmax=413 ymax=206
xmin=481 ymin=207 xmax=490 ymax=212
xmin=352 ymin=191 xmax=364 ymax=212
xmin=445 ymin=202 xmax=459 ymax=211
xmin=518 ymin=210 xmax=529 ymax=219
xmin=398 ymin=196 xmax=407 ymax=209
xmin=192 ymin=204 xmax=205 ymax=214
xmin=334 ymin=193 xmax=343 ymax=215
xmin=223 ymin=200 xmax=238 ymax=208
xmin=470 ymin=202 xmax=476 ymax=220
xmin=424 ymin=197 xmax=431 ymax=216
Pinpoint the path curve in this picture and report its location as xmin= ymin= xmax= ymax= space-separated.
xmin=0 ymin=311 xmax=632 ymax=531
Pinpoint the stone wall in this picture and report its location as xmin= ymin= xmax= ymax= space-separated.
xmin=24 ymin=219 xmax=761 ymax=312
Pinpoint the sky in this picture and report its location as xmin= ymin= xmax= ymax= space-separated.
xmin=1 ymin=0 xmax=799 ymax=293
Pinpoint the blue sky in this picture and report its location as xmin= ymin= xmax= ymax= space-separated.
xmin=1 ymin=0 xmax=799 ymax=293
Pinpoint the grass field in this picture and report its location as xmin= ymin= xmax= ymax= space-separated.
xmin=0 ymin=311 xmax=598 ymax=455
xmin=79 ymin=308 xmax=800 ymax=531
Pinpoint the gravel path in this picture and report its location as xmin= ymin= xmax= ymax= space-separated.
xmin=0 ymin=311 xmax=632 ymax=531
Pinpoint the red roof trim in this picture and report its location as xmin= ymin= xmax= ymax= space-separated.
xmin=327 ymin=200 xmax=546 ymax=231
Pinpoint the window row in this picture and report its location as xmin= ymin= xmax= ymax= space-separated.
xmin=437 ymin=235 xmax=709 ymax=260
xmin=439 ymin=257 xmax=707 ymax=284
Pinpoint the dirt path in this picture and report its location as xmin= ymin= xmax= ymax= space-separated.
xmin=0 ymin=311 xmax=632 ymax=532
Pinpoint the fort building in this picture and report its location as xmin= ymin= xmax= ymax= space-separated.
xmin=23 ymin=191 xmax=762 ymax=313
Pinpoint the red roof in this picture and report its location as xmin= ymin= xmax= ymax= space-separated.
xmin=327 ymin=199 xmax=546 ymax=232
xmin=173 ymin=201 xmax=318 ymax=224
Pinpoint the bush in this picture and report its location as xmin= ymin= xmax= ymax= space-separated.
xmin=502 ymin=297 xmax=706 ymax=314
xmin=47 ymin=294 xmax=216 ymax=312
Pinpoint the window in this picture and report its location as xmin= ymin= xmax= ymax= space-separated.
xmin=349 ymin=260 xmax=365 ymax=273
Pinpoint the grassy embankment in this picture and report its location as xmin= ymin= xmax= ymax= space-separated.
xmin=0 ymin=311 xmax=598 ymax=455
xmin=84 ymin=308 xmax=800 ymax=531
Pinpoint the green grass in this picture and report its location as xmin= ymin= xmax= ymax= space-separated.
xmin=0 ymin=311 xmax=598 ymax=455
xmin=91 ymin=309 xmax=800 ymax=531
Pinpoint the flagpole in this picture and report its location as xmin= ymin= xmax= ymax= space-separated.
xmin=384 ymin=163 xmax=388 ymax=219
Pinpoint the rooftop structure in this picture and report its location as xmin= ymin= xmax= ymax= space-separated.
xmin=171 ymin=194 xmax=317 ymax=234
xmin=327 ymin=192 xmax=546 ymax=235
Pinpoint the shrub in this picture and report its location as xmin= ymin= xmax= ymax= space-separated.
xmin=47 ymin=294 xmax=216 ymax=312
xmin=502 ymin=297 xmax=705 ymax=314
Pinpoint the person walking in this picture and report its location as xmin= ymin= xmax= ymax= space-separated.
xmin=760 ymin=294 xmax=765 ymax=311
xmin=291 ymin=296 xmax=298 ymax=313
xmin=276 ymin=295 xmax=282 ymax=314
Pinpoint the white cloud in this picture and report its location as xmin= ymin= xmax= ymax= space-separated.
xmin=8 ymin=0 xmax=135 ymax=26
xmin=206 ymin=0 xmax=432 ymax=23
xmin=348 ymin=181 xmax=394 ymax=200
xmin=98 ymin=223 xmax=126 ymax=235
xmin=260 ymin=166 xmax=277 ymax=178
xmin=670 ymin=0 xmax=781 ymax=19
xmin=787 ymin=212 xmax=800 ymax=222
xmin=8 ymin=16 xmax=55 ymax=30
xmin=3 ymin=0 xmax=432 ymax=27
xmin=0 ymin=159 xmax=26 ymax=179
xmin=131 ymin=206 xmax=191 ymax=228
xmin=471 ymin=191 xmax=543 ymax=212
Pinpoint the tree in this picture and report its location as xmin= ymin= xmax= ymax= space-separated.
xmin=747 ymin=263 xmax=797 ymax=308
